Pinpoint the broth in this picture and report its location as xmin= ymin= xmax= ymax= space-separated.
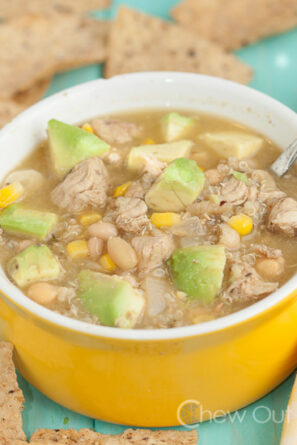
xmin=1 ymin=109 xmax=297 ymax=329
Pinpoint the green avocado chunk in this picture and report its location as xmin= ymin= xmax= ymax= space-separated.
xmin=77 ymin=270 xmax=145 ymax=328
xmin=168 ymin=245 xmax=226 ymax=302
xmin=0 ymin=204 xmax=58 ymax=239
xmin=161 ymin=112 xmax=195 ymax=142
xmin=127 ymin=140 xmax=193 ymax=171
xmin=145 ymin=158 xmax=205 ymax=211
xmin=48 ymin=119 xmax=110 ymax=178
xmin=7 ymin=245 xmax=61 ymax=288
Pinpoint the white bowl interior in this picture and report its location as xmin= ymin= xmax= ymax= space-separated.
xmin=0 ymin=72 xmax=297 ymax=340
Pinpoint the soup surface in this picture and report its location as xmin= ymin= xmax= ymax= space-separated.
xmin=1 ymin=109 xmax=297 ymax=329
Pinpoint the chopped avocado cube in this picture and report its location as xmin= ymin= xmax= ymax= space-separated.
xmin=200 ymin=131 xmax=263 ymax=159
xmin=168 ymin=245 xmax=226 ymax=302
xmin=77 ymin=270 xmax=145 ymax=328
xmin=48 ymin=119 xmax=110 ymax=178
xmin=161 ymin=112 xmax=195 ymax=142
xmin=0 ymin=204 xmax=58 ymax=240
xmin=127 ymin=140 xmax=193 ymax=171
xmin=145 ymin=158 xmax=205 ymax=211
xmin=7 ymin=245 xmax=61 ymax=288
xmin=232 ymin=170 xmax=248 ymax=184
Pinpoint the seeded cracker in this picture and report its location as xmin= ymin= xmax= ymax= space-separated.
xmin=30 ymin=427 xmax=198 ymax=444
xmin=0 ymin=342 xmax=26 ymax=442
xmin=0 ymin=78 xmax=51 ymax=128
xmin=0 ymin=14 xmax=109 ymax=99
xmin=172 ymin=0 xmax=297 ymax=50
xmin=105 ymin=6 xmax=252 ymax=84
xmin=0 ymin=0 xmax=111 ymax=19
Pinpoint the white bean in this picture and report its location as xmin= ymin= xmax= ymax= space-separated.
xmin=88 ymin=237 xmax=104 ymax=259
xmin=27 ymin=282 xmax=57 ymax=305
xmin=87 ymin=221 xmax=118 ymax=240
xmin=256 ymin=257 xmax=284 ymax=280
xmin=107 ymin=237 xmax=138 ymax=270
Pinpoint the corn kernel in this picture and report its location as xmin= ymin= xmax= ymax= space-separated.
xmin=99 ymin=254 xmax=116 ymax=272
xmin=0 ymin=182 xmax=24 ymax=209
xmin=66 ymin=240 xmax=89 ymax=259
xmin=79 ymin=213 xmax=101 ymax=226
xmin=228 ymin=214 xmax=253 ymax=236
xmin=82 ymin=123 xmax=94 ymax=133
xmin=150 ymin=212 xmax=181 ymax=228
xmin=113 ymin=181 xmax=132 ymax=198
xmin=198 ymin=165 xmax=205 ymax=171
xmin=144 ymin=138 xmax=155 ymax=145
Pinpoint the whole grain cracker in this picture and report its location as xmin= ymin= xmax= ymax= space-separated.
xmin=0 ymin=342 xmax=26 ymax=442
xmin=0 ymin=78 xmax=51 ymax=129
xmin=14 ymin=78 xmax=51 ymax=107
xmin=172 ymin=0 xmax=297 ymax=51
xmin=105 ymin=6 xmax=252 ymax=84
xmin=30 ymin=428 xmax=198 ymax=444
xmin=0 ymin=0 xmax=110 ymax=19
xmin=0 ymin=14 xmax=109 ymax=99
xmin=0 ymin=100 xmax=25 ymax=128
xmin=103 ymin=428 xmax=198 ymax=444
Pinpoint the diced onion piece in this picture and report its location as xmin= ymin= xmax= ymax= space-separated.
xmin=4 ymin=169 xmax=44 ymax=194
xmin=144 ymin=276 xmax=168 ymax=316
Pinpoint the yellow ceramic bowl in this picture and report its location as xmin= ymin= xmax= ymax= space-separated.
xmin=0 ymin=73 xmax=297 ymax=427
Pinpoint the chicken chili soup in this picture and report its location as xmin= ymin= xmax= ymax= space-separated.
xmin=1 ymin=110 xmax=296 ymax=329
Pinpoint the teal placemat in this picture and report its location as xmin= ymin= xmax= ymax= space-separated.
xmin=20 ymin=1 xmax=297 ymax=443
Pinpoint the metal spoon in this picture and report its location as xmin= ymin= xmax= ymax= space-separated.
xmin=270 ymin=138 xmax=297 ymax=177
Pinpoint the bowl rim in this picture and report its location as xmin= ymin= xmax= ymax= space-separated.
xmin=1 ymin=71 xmax=297 ymax=342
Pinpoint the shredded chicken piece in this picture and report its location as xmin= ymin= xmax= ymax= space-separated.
xmin=241 ymin=185 xmax=267 ymax=225
xmin=259 ymin=189 xmax=286 ymax=205
xmin=92 ymin=117 xmax=141 ymax=144
xmin=132 ymin=235 xmax=175 ymax=272
xmin=187 ymin=200 xmax=233 ymax=217
xmin=268 ymin=197 xmax=297 ymax=237
xmin=252 ymin=169 xmax=276 ymax=189
xmin=142 ymin=155 xmax=166 ymax=178
xmin=205 ymin=169 xmax=223 ymax=186
xmin=51 ymin=158 xmax=108 ymax=212
xmin=125 ymin=172 xmax=158 ymax=200
xmin=219 ymin=176 xmax=248 ymax=205
xmin=113 ymin=197 xmax=148 ymax=233
xmin=222 ymin=261 xmax=278 ymax=304
xmin=170 ymin=216 xmax=204 ymax=237
xmin=252 ymin=244 xmax=282 ymax=259
xmin=125 ymin=180 xmax=146 ymax=199
xmin=252 ymin=169 xmax=286 ymax=205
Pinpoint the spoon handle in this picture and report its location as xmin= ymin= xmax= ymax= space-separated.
xmin=270 ymin=138 xmax=297 ymax=177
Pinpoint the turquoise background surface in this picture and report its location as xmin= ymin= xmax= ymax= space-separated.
xmin=19 ymin=0 xmax=297 ymax=443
